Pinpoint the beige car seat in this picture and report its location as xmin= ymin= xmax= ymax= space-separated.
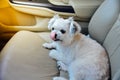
xmin=0 ymin=0 xmax=120 ymax=80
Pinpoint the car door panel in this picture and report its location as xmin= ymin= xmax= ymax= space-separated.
xmin=0 ymin=0 xmax=104 ymax=41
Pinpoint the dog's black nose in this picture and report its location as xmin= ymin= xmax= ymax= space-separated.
xmin=55 ymin=34 xmax=57 ymax=39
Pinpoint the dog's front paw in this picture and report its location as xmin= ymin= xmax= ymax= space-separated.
xmin=53 ymin=77 xmax=67 ymax=80
xmin=43 ymin=43 xmax=50 ymax=48
xmin=49 ymin=50 xmax=59 ymax=60
xmin=57 ymin=61 xmax=67 ymax=71
xmin=43 ymin=43 xmax=55 ymax=50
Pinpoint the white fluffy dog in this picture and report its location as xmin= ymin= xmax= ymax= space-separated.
xmin=43 ymin=15 xmax=109 ymax=80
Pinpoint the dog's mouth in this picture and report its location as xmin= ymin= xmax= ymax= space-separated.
xmin=54 ymin=39 xmax=62 ymax=42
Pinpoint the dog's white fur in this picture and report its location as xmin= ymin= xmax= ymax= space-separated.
xmin=43 ymin=15 xmax=109 ymax=80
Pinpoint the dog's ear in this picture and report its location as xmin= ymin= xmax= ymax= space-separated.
xmin=48 ymin=14 xmax=60 ymax=30
xmin=68 ymin=17 xmax=81 ymax=35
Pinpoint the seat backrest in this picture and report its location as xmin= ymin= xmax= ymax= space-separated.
xmin=103 ymin=14 xmax=120 ymax=80
xmin=88 ymin=0 xmax=120 ymax=79
xmin=89 ymin=0 xmax=120 ymax=44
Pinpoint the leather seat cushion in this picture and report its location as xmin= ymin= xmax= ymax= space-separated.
xmin=0 ymin=31 xmax=58 ymax=80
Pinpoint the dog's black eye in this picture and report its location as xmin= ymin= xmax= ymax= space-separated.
xmin=60 ymin=29 xmax=66 ymax=34
xmin=52 ymin=27 xmax=54 ymax=30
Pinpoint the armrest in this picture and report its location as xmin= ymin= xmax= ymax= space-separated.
xmin=10 ymin=0 xmax=75 ymax=13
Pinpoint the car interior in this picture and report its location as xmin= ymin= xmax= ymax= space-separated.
xmin=0 ymin=0 xmax=120 ymax=80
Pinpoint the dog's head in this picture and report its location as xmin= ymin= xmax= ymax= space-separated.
xmin=48 ymin=14 xmax=81 ymax=45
